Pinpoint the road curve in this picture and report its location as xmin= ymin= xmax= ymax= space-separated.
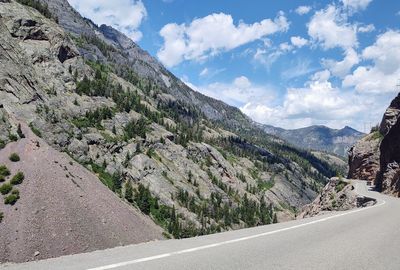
xmin=2 ymin=181 xmax=400 ymax=270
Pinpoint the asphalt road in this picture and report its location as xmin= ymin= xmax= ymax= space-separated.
xmin=2 ymin=181 xmax=400 ymax=270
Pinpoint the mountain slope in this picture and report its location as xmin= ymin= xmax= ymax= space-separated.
xmin=0 ymin=121 xmax=163 ymax=263
xmin=262 ymin=124 xmax=364 ymax=156
xmin=0 ymin=0 xmax=341 ymax=262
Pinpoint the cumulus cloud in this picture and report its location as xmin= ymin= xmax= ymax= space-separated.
xmin=341 ymin=0 xmax=373 ymax=12
xmin=290 ymin=36 xmax=308 ymax=48
xmin=343 ymin=30 xmax=400 ymax=93
xmin=308 ymin=5 xmax=357 ymax=50
xmin=68 ymin=0 xmax=147 ymax=41
xmin=157 ymin=12 xmax=289 ymax=67
xmin=295 ymin=5 xmax=312 ymax=15
xmin=323 ymin=48 xmax=359 ymax=77
xmin=358 ymin=24 xmax=375 ymax=33
xmin=184 ymin=76 xmax=276 ymax=108
xmin=240 ymin=71 xmax=370 ymax=129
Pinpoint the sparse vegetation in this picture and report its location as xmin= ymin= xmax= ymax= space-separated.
xmin=29 ymin=123 xmax=42 ymax=138
xmin=89 ymin=162 xmax=122 ymax=193
xmin=335 ymin=180 xmax=348 ymax=193
xmin=4 ymin=191 xmax=19 ymax=205
xmin=9 ymin=153 xmax=20 ymax=162
xmin=16 ymin=0 xmax=57 ymax=22
xmin=8 ymin=134 xmax=18 ymax=142
xmin=0 ymin=165 xmax=10 ymax=178
xmin=369 ymin=131 xmax=384 ymax=141
xmin=0 ymin=183 xmax=12 ymax=195
xmin=10 ymin=172 xmax=24 ymax=185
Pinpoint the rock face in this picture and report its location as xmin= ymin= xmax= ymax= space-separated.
xmin=347 ymin=133 xmax=380 ymax=182
xmin=376 ymin=94 xmax=400 ymax=196
xmin=299 ymin=178 xmax=375 ymax=218
xmin=347 ymin=93 xmax=400 ymax=197
xmin=262 ymin=125 xmax=364 ymax=157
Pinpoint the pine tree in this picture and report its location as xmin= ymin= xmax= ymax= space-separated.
xmin=124 ymin=182 xmax=133 ymax=203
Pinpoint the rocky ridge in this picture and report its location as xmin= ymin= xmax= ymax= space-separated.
xmin=262 ymin=125 xmax=364 ymax=157
xmin=299 ymin=178 xmax=375 ymax=218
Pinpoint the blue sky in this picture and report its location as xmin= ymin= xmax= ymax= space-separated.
xmin=68 ymin=0 xmax=400 ymax=132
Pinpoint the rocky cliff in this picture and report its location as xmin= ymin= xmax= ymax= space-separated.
xmin=348 ymin=93 xmax=400 ymax=197
xmin=376 ymin=94 xmax=400 ymax=196
xmin=299 ymin=178 xmax=375 ymax=218
xmin=0 ymin=0 xmax=341 ymax=262
xmin=347 ymin=132 xmax=381 ymax=182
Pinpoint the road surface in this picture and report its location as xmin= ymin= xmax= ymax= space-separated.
xmin=2 ymin=181 xmax=400 ymax=270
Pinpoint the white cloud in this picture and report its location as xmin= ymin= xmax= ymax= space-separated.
xmin=185 ymin=76 xmax=276 ymax=108
xmin=157 ymin=12 xmax=289 ymax=67
xmin=295 ymin=5 xmax=312 ymax=15
xmin=240 ymin=71 xmax=369 ymax=129
xmin=281 ymin=58 xmax=316 ymax=80
xmin=233 ymin=76 xmax=252 ymax=88
xmin=68 ymin=0 xmax=147 ymax=41
xmin=343 ymin=30 xmax=400 ymax=93
xmin=341 ymin=0 xmax=373 ymax=12
xmin=308 ymin=5 xmax=357 ymax=50
xmin=253 ymin=42 xmax=294 ymax=68
xmin=290 ymin=36 xmax=308 ymax=48
xmin=323 ymin=48 xmax=359 ymax=77
xmin=199 ymin=68 xmax=209 ymax=77
xmin=358 ymin=24 xmax=375 ymax=33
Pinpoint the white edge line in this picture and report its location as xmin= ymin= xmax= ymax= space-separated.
xmin=86 ymin=199 xmax=386 ymax=270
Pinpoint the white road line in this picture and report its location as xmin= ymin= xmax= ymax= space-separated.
xmin=87 ymin=199 xmax=386 ymax=270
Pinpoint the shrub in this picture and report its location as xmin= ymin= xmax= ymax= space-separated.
xmin=9 ymin=153 xmax=20 ymax=162
xmin=29 ymin=123 xmax=42 ymax=138
xmin=0 ymin=183 xmax=12 ymax=195
xmin=4 ymin=194 xmax=19 ymax=205
xmin=0 ymin=165 xmax=10 ymax=177
xmin=335 ymin=180 xmax=348 ymax=193
xmin=10 ymin=172 xmax=24 ymax=185
xmin=0 ymin=140 xmax=5 ymax=149
xmin=0 ymin=212 xmax=3 ymax=223
xmin=8 ymin=134 xmax=18 ymax=141
xmin=0 ymin=176 xmax=4 ymax=182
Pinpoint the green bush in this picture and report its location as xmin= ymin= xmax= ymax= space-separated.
xmin=0 ymin=183 xmax=12 ymax=195
xmin=0 ymin=140 xmax=5 ymax=149
xmin=0 ymin=165 xmax=10 ymax=177
xmin=335 ymin=180 xmax=348 ymax=193
xmin=4 ymin=194 xmax=19 ymax=205
xmin=10 ymin=172 xmax=24 ymax=185
xmin=29 ymin=123 xmax=42 ymax=138
xmin=0 ymin=212 xmax=3 ymax=223
xmin=9 ymin=153 xmax=20 ymax=162
xmin=11 ymin=189 xmax=19 ymax=196
xmin=8 ymin=134 xmax=18 ymax=141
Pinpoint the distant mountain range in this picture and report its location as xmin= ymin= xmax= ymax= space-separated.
xmin=260 ymin=124 xmax=365 ymax=156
